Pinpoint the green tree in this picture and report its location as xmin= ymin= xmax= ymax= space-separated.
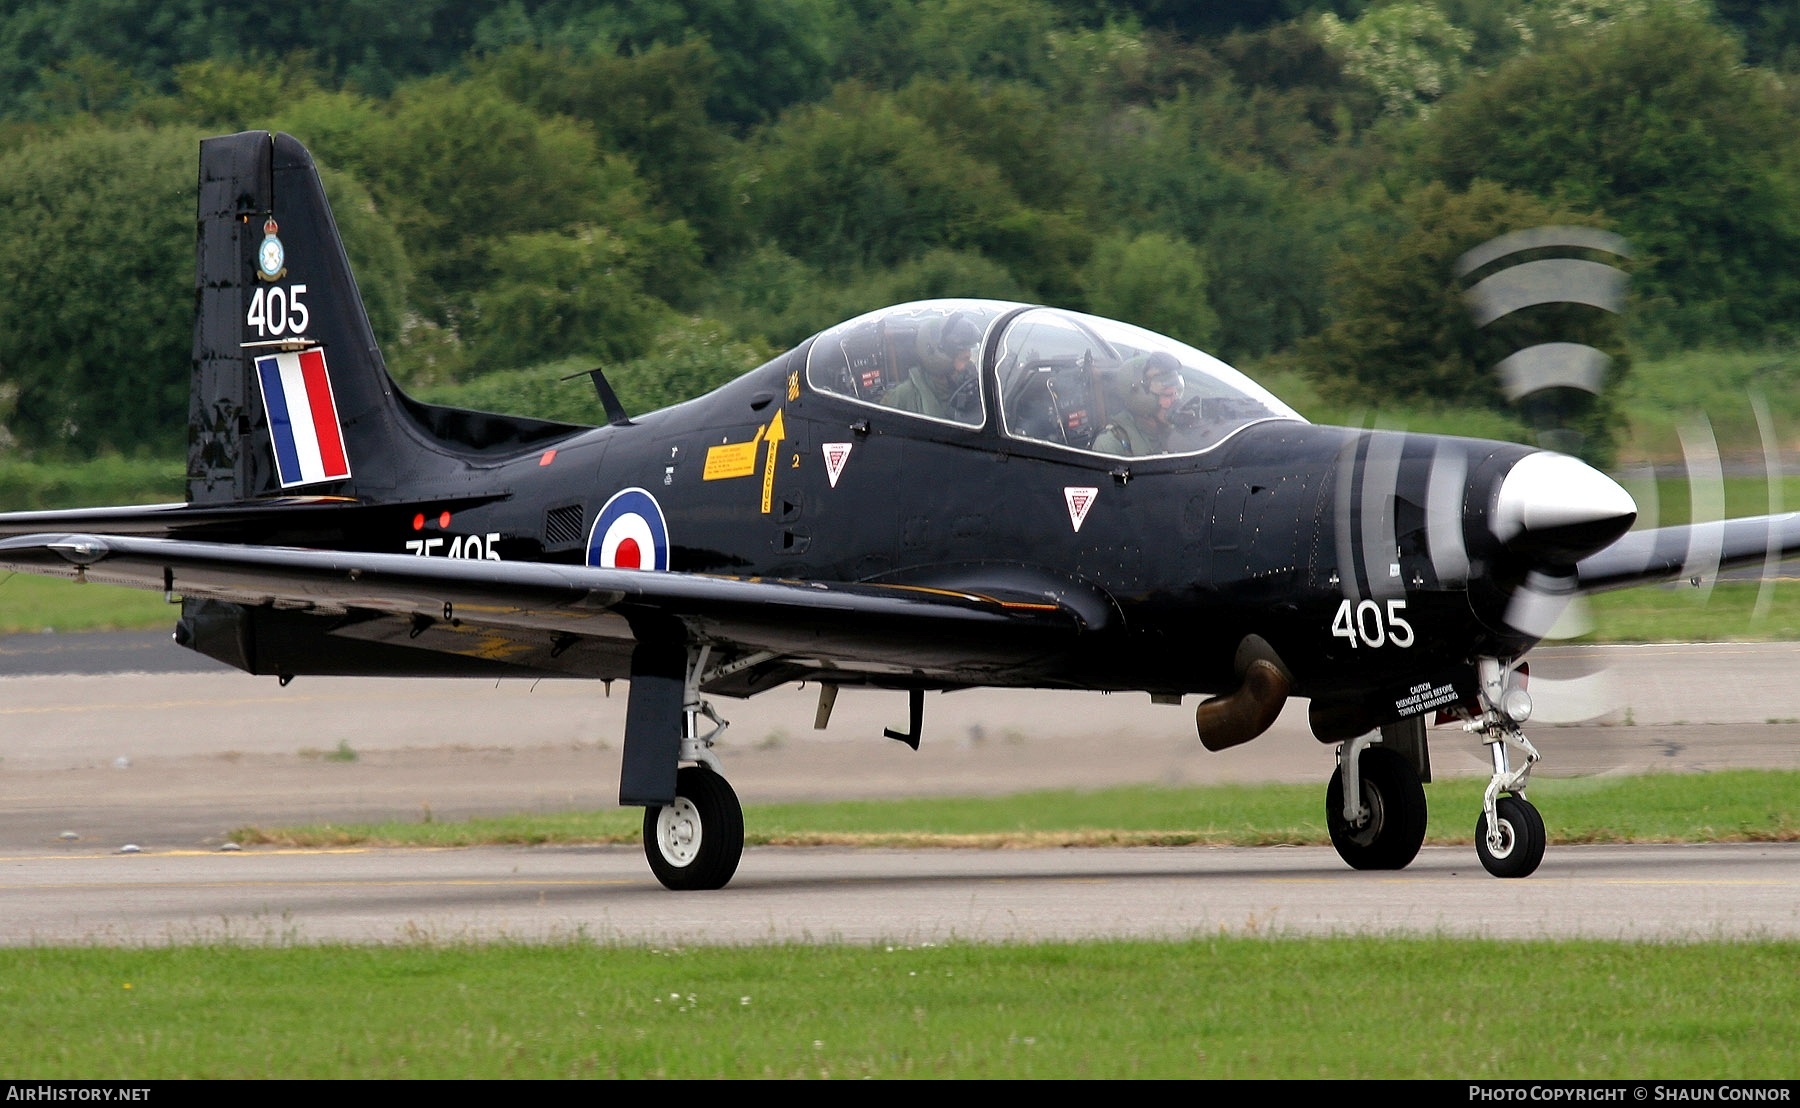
xmin=1097 ymin=88 xmax=1344 ymax=361
xmin=894 ymin=76 xmax=1096 ymax=215
xmin=825 ymin=0 xmax=1081 ymax=92
xmin=0 ymin=126 xmax=196 ymax=454
xmin=1416 ymin=7 xmax=1800 ymax=347
xmin=602 ymin=317 xmax=776 ymax=413
xmin=346 ymin=79 xmax=635 ymax=311
xmin=704 ymin=245 xmax=838 ymax=349
xmin=854 ymin=247 xmax=1027 ymax=306
xmin=30 ymin=52 xmax=153 ymax=118
xmin=468 ymin=226 xmax=674 ymax=368
xmin=1506 ymin=0 xmax=1711 ymax=47
xmin=1213 ymin=18 xmax=1382 ymax=146
xmin=0 ymin=0 xmax=505 ymax=115
xmin=472 ymin=0 xmax=844 ymax=127
xmin=428 ymin=313 xmax=775 ymax=421
xmin=147 ymin=56 xmax=338 ymax=131
xmin=289 ymin=78 xmax=700 ymax=377
xmin=739 ymin=82 xmax=1084 ymax=298
xmin=309 ymin=166 xmax=412 ymax=359
xmin=0 ymin=378 xmax=19 ymax=453
xmin=1083 ymin=231 xmax=1219 ymax=349
xmin=1294 ymin=180 xmax=1625 ymax=461
xmin=906 ymin=0 xmax=1068 ymax=87
xmin=1714 ymin=0 xmax=1800 ymax=69
xmin=707 ymin=243 xmax=1029 ymax=352
xmin=473 ymin=41 xmax=739 ymax=263
xmin=1086 ymin=2 xmax=1331 ymax=39
xmin=1315 ymin=0 xmax=1474 ymax=117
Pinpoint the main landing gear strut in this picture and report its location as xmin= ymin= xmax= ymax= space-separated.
xmin=1326 ymin=657 xmax=1547 ymax=879
xmin=641 ymin=645 xmax=745 ymax=891
xmin=1327 ymin=725 xmax=1429 ymax=871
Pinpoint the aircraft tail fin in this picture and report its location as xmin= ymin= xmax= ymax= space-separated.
xmin=187 ymin=131 xmax=586 ymax=506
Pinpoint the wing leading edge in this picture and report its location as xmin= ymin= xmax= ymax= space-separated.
xmin=1575 ymin=511 xmax=1800 ymax=592
xmin=0 ymin=533 xmax=1094 ymax=689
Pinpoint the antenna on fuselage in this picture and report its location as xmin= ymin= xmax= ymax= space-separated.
xmin=565 ymin=367 xmax=634 ymax=426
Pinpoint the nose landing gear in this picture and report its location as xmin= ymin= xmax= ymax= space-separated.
xmin=1324 ymin=655 xmax=1549 ymax=879
xmin=1475 ymin=794 xmax=1546 ymax=878
xmin=1463 ymin=657 xmax=1546 ymax=878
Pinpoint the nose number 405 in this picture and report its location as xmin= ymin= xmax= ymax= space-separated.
xmin=1331 ymin=598 xmax=1415 ymax=649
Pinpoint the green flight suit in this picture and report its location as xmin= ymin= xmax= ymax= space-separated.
xmin=884 ymin=366 xmax=964 ymax=421
xmin=1093 ymin=410 xmax=1168 ymax=456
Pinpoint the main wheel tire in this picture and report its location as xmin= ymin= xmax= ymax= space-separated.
xmin=643 ymin=765 xmax=744 ymax=891
xmin=1475 ymin=794 xmax=1546 ymax=879
xmin=1326 ymin=746 xmax=1428 ymax=871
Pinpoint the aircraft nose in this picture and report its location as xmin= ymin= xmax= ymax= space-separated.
xmin=1491 ymin=451 xmax=1637 ymax=563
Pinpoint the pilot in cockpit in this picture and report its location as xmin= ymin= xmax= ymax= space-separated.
xmin=1094 ymin=351 xmax=1187 ymax=457
xmin=883 ymin=311 xmax=982 ymax=421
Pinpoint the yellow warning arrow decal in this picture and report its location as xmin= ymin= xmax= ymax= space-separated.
xmin=760 ymin=408 xmax=786 ymax=514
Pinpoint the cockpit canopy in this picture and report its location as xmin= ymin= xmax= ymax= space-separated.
xmin=804 ymin=299 xmax=1304 ymax=457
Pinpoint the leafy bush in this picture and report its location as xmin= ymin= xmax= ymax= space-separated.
xmin=0 ymin=453 xmax=184 ymax=510
xmin=0 ymin=127 xmax=195 ymax=454
xmin=419 ymin=318 xmax=774 ymax=423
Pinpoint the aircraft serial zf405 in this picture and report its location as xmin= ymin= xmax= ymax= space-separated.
xmin=2 ymin=132 xmax=1795 ymax=888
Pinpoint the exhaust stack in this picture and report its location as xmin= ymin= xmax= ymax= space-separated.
xmin=1195 ymin=658 xmax=1291 ymax=752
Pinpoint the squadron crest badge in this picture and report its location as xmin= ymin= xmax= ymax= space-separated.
xmin=257 ymin=218 xmax=287 ymax=281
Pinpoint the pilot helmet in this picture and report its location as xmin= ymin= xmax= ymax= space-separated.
xmin=1124 ymin=351 xmax=1184 ymax=420
xmin=916 ymin=312 xmax=981 ymax=381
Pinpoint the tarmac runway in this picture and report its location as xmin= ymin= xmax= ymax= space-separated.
xmin=0 ymin=631 xmax=1795 ymax=944
xmin=1 ymin=843 xmax=1794 ymax=946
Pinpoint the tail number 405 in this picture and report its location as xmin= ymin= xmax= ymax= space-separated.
xmin=1331 ymin=598 xmax=1415 ymax=649
xmin=246 ymin=284 xmax=309 ymax=338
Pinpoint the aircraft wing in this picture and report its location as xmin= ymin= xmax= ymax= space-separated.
xmin=1575 ymin=512 xmax=1800 ymax=592
xmin=0 ymin=533 xmax=1092 ymax=685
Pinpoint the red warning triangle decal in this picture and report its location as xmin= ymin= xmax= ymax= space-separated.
xmin=1064 ymin=486 xmax=1098 ymax=532
xmin=822 ymin=442 xmax=852 ymax=488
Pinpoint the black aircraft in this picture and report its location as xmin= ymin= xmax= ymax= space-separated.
xmin=3 ymin=132 xmax=1795 ymax=889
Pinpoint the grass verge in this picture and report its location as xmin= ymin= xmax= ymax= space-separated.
xmin=2 ymin=938 xmax=1795 ymax=1077
xmin=230 ymin=770 xmax=1800 ymax=850
xmin=1583 ymin=579 xmax=1800 ymax=641
xmin=0 ymin=574 xmax=176 ymax=634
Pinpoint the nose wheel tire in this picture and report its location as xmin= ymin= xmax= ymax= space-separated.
xmin=1326 ymin=746 xmax=1428 ymax=871
xmin=643 ymin=765 xmax=744 ymax=891
xmin=1475 ymin=794 xmax=1545 ymax=878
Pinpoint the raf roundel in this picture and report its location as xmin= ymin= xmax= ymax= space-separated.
xmin=588 ymin=487 xmax=671 ymax=571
